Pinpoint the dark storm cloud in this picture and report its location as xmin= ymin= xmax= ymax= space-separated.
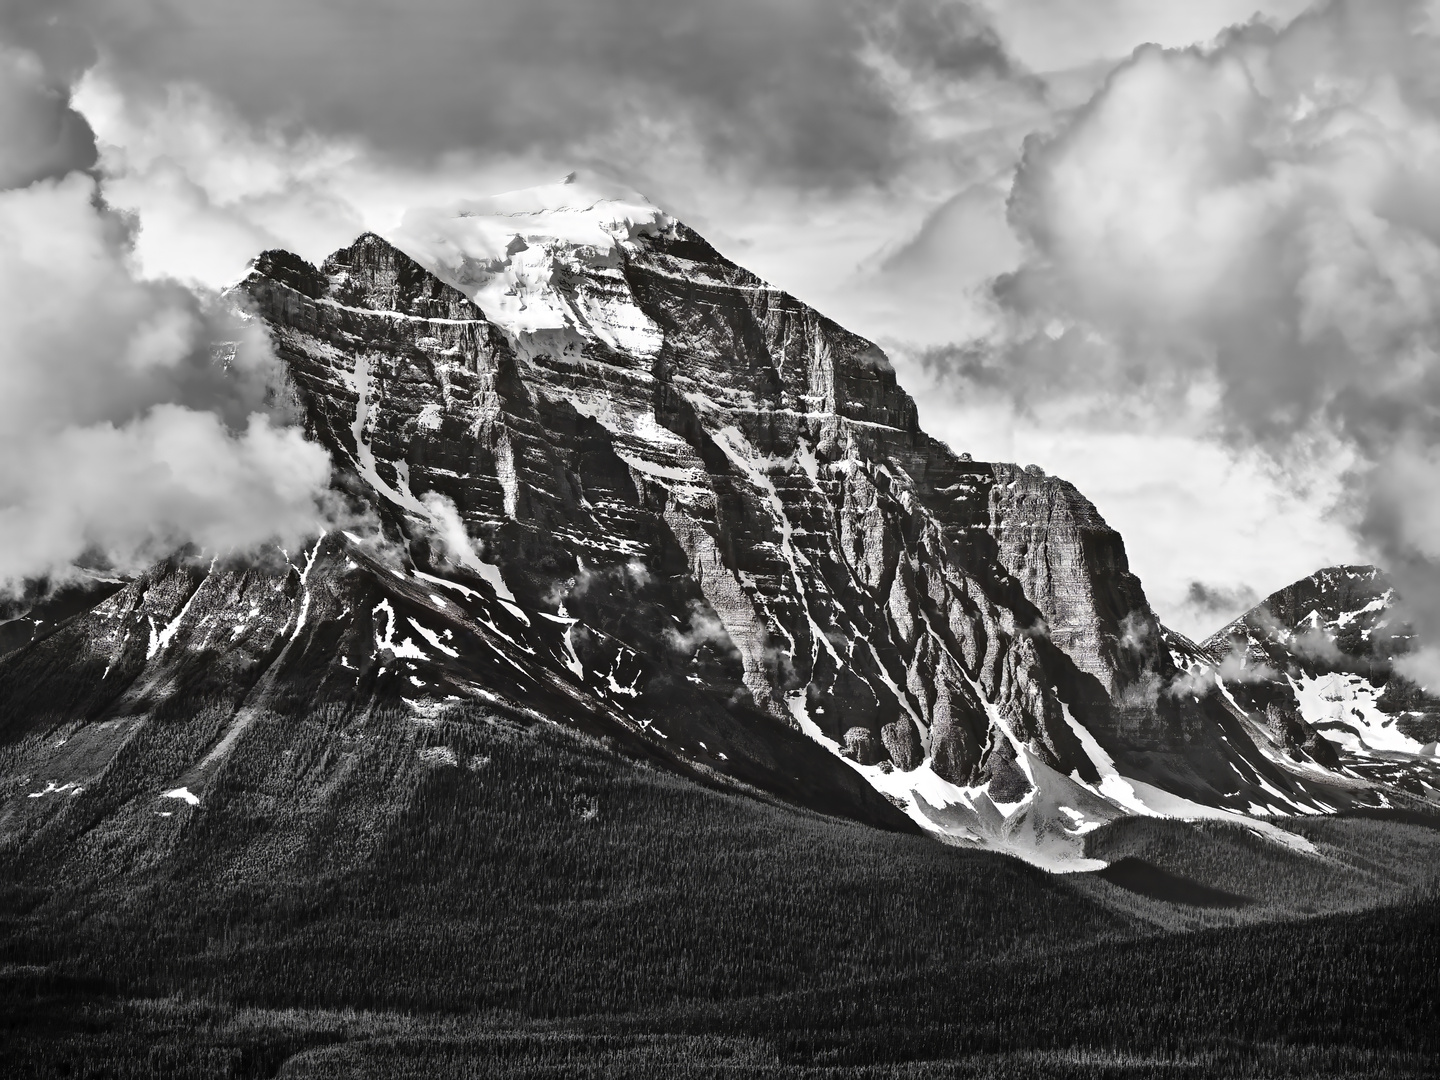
xmin=36 ymin=0 xmax=1019 ymax=186
xmin=869 ymin=0 xmax=1015 ymax=80
xmin=0 ymin=2 xmax=97 ymax=186
xmin=0 ymin=1 xmax=98 ymax=86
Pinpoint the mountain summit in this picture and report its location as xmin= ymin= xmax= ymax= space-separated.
xmin=2 ymin=182 xmax=1435 ymax=869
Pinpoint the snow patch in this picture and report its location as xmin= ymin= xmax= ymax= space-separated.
xmin=147 ymin=570 xmax=210 ymax=660
xmin=1058 ymin=702 xmax=1151 ymax=814
xmin=27 ymin=781 xmax=82 ymax=799
xmin=1291 ymin=671 xmax=1425 ymax=755
xmin=372 ymin=599 xmax=429 ymax=661
xmin=413 ymin=568 xmax=486 ymax=601
xmin=345 ymin=355 xmax=432 ymax=517
xmin=1058 ymin=805 xmax=1104 ymax=835
xmin=408 ymin=617 xmax=459 ymax=658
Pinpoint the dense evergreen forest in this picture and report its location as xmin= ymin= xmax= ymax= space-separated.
xmin=2 ymin=699 xmax=1437 ymax=1078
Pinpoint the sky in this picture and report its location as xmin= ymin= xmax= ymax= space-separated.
xmin=4 ymin=0 xmax=1439 ymax=655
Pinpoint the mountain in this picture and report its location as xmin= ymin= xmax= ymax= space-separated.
xmin=1 ymin=177 xmax=1433 ymax=871
xmin=1196 ymin=564 xmax=1440 ymax=796
xmin=7 ymin=176 xmax=1440 ymax=1078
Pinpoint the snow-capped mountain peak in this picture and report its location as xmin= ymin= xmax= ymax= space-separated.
xmin=390 ymin=173 xmax=670 ymax=339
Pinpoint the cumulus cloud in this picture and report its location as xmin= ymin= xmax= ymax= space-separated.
xmin=0 ymin=406 xmax=329 ymax=583
xmin=0 ymin=27 xmax=332 ymax=587
xmin=938 ymin=0 xmax=1440 ymax=683
xmin=843 ymin=1 xmax=1321 ymax=347
xmin=999 ymin=2 xmax=1440 ymax=436
xmin=72 ymin=76 xmax=368 ymax=287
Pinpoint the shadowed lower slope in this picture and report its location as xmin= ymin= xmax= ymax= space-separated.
xmin=2 ymin=697 xmax=1438 ymax=1077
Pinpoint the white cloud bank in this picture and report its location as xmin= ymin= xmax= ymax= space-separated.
xmin=982 ymin=0 xmax=1440 ymax=675
xmin=0 ymin=36 xmax=331 ymax=587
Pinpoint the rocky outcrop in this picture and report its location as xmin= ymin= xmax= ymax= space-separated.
xmin=1264 ymin=700 xmax=1340 ymax=768
xmin=983 ymin=463 xmax=1159 ymax=697
xmin=1204 ymin=565 xmax=1399 ymax=677
xmin=0 ymin=571 xmax=125 ymax=663
xmin=1192 ymin=565 xmax=1440 ymax=789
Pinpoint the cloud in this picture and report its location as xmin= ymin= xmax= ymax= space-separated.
xmin=1243 ymin=604 xmax=1347 ymax=665
xmin=986 ymin=0 xmax=1313 ymax=73
xmin=926 ymin=0 xmax=1440 ymax=682
xmin=1169 ymin=640 xmax=1280 ymax=696
xmin=665 ymin=601 xmax=737 ymax=658
xmin=38 ymin=0 xmax=1055 ymax=374
xmin=1171 ymin=581 xmax=1262 ymax=637
xmin=0 ymin=407 xmax=330 ymax=583
xmin=1118 ymin=610 xmax=1155 ymax=653
xmin=0 ymin=42 xmax=95 ymax=186
xmin=1185 ymin=581 xmax=1261 ymax=616
xmin=1001 ymin=0 xmax=1440 ymax=441
xmin=419 ymin=492 xmax=481 ymax=569
xmin=0 ymin=170 xmax=332 ymax=584
xmin=72 ymin=76 xmax=368 ymax=287
xmin=880 ymin=182 xmax=1023 ymax=287
xmin=39 ymin=0 xmax=1024 ymax=191
xmin=0 ymin=27 xmax=333 ymax=587
xmin=869 ymin=0 xmax=1016 ymax=83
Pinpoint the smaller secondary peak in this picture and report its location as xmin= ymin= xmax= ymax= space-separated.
xmin=241 ymin=234 xmax=481 ymax=322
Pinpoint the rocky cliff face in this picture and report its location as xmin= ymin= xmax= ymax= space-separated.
xmin=2 ymin=180 xmax=1426 ymax=867
xmin=249 ymin=226 xmax=1100 ymax=799
xmin=983 ymin=464 xmax=1155 ymax=697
